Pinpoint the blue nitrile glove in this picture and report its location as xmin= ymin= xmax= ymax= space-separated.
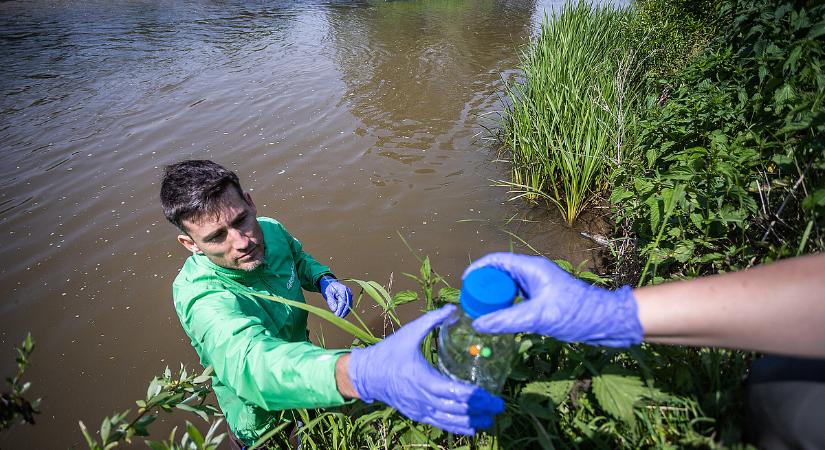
xmin=348 ymin=305 xmax=505 ymax=435
xmin=464 ymin=253 xmax=643 ymax=348
xmin=319 ymin=275 xmax=352 ymax=318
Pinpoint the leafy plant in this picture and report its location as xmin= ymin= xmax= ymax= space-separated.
xmin=500 ymin=2 xmax=641 ymax=225
xmin=79 ymin=365 xmax=224 ymax=450
xmin=241 ymin=255 xmax=719 ymax=449
xmin=1 ymin=333 xmax=40 ymax=432
xmin=612 ymin=0 xmax=824 ymax=281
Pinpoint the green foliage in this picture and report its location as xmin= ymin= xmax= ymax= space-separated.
xmin=1 ymin=333 xmax=40 ymax=431
xmin=500 ymin=2 xmax=640 ymax=225
xmin=603 ymin=0 xmax=824 ymax=445
xmin=629 ymin=0 xmax=720 ymax=85
xmin=244 ymin=257 xmax=724 ymax=449
xmin=67 ymin=253 xmax=743 ymax=449
xmin=612 ymin=0 xmax=825 ymax=280
xmin=79 ymin=365 xmax=224 ymax=450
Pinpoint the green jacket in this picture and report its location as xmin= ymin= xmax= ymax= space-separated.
xmin=172 ymin=217 xmax=348 ymax=444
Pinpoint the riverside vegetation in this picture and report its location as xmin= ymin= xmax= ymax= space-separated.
xmin=2 ymin=0 xmax=822 ymax=448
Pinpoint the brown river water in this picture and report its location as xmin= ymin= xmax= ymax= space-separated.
xmin=0 ymin=0 xmax=617 ymax=446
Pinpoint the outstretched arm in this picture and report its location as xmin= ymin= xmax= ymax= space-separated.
xmin=467 ymin=252 xmax=825 ymax=358
xmin=635 ymin=253 xmax=825 ymax=357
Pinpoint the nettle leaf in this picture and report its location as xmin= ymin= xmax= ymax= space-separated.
xmin=774 ymin=83 xmax=795 ymax=105
xmin=673 ymin=241 xmax=695 ymax=263
xmin=609 ymin=186 xmax=634 ymax=204
xmin=553 ymin=259 xmax=574 ymax=273
xmin=634 ymin=178 xmax=654 ymax=196
xmin=522 ymin=373 xmax=577 ymax=405
xmin=392 ymin=290 xmax=418 ymax=306
xmin=592 ymin=367 xmax=663 ymax=425
xmin=758 ymin=65 xmax=768 ymax=83
xmin=689 ymin=212 xmax=704 ymax=231
xmin=437 ymin=287 xmax=459 ymax=303
xmin=783 ymin=45 xmax=803 ymax=74
xmin=644 ymin=195 xmax=662 ymax=232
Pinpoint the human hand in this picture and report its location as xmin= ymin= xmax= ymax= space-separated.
xmin=347 ymin=305 xmax=505 ymax=435
xmin=319 ymin=276 xmax=352 ymax=318
xmin=464 ymin=253 xmax=643 ymax=348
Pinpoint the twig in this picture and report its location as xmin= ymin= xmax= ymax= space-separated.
xmin=760 ymin=162 xmax=810 ymax=242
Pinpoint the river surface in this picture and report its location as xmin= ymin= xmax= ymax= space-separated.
xmin=0 ymin=0 xmax=612 ymax=446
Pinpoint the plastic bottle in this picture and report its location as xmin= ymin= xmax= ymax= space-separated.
xmin=437 ymin=266 xmax=517 ymax=393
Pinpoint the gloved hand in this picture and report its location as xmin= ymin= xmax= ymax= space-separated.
xmin=464 ymin=253 xmax=643 ymax=348
xmin=348 ymin=305 xmax=505 ymax=435
xmin=319 ymin=275 xmax=352 ymax=318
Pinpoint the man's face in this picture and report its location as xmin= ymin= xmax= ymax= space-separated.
xmin=177 ymin=188 xmax=266 ymax=271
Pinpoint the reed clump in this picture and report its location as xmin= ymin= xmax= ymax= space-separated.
xmin=501 ymin=2 xmax=638 ymax=225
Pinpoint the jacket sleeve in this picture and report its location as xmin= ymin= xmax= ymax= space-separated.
xmin=177 ymin=285 xmax=348 ymax=411
xmin=277 ymin=223 xmax=332 ymax=292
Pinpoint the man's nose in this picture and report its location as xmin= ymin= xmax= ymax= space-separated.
xmin=229 ymin=228 xmax=251 ymax=250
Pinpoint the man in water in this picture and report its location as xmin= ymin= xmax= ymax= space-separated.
xmin=160 ymin=160 xmax=502 ymax=447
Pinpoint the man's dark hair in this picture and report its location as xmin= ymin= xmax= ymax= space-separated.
xmin=160 ymin=160 xmax=245 ymax=231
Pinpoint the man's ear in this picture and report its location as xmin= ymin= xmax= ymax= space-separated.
xmin=177 ymin=234 xmax=202 ymax=254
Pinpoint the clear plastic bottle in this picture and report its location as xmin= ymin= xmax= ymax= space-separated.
xmin=437 ymin=267 xmax=517 ymax=393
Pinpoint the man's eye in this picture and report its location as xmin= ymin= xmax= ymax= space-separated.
xmin=207 ymin=232 xmax=225 ymax=242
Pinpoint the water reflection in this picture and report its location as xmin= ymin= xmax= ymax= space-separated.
xmin=325 ymin=0 xmax=536 ymax=162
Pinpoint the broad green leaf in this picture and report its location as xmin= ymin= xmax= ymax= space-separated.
xmin=774 ymin=83 xmax=795 ymax=104
xmin=391 ymin=290 xmax=418 ymax=307
xmin=673 ymin=241 xmax=695 ymax=263
xmin=522 ymin=376 xmax=575 ymax=406
xmin=645 ymin=195 xmax=662 ymax=232
xmin=592 ymin=367 xmax=665 ymax=424
xmin=437 ymin=287 xmax=460 ymax=303
xmin=609 ymin=186 xmax=634 ymax=203
xmin=553 ymin=259 xmax=574 ymax=273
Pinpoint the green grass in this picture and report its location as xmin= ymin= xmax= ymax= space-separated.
xmin=76 ymin=253 xmax=740 ymax=449
xmin=501 ymin=2 xmax=638 ymax=225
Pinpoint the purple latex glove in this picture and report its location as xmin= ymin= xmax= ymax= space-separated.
xmin=319 ymin=275 xmax=352 ymax=318
xmin=348 ymin=305 xmax=505 ymax=435
xmin=464 ymin=253 xmax=643 ymax=348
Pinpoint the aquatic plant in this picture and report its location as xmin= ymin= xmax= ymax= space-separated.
xmin=500 ymin=2 xmax=640 ymax=225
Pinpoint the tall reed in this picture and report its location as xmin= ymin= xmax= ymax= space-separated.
xmin=501 ymin=2 xmax=637 ymax=225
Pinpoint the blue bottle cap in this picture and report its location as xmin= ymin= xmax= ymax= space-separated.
xmin=460 ymin=267 xmax=517 ymax=319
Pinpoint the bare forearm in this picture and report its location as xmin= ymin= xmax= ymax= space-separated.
xmin=634 ymin=253 xmax=825 ymax=358
xmin=335 ymin=354 xmax=359 ymax=399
